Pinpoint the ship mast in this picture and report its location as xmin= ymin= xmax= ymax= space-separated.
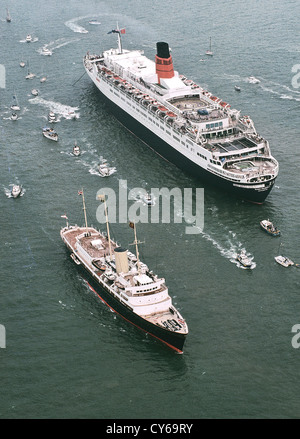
xmin=116 ymin=22 xmax=122 ymax=54
xmin=97 ymin=194 xmax=112 ymax=261
xmin=129 ymin=221 xmax=144 ymax=275
xmin=80 ymin=188 xmax=89 ymax=233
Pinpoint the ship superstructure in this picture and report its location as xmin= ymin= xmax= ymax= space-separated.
xmin=60 ymin=193 xmax=188 ymax=353
xmin=83 ymin=30 xmax=278 ymax=203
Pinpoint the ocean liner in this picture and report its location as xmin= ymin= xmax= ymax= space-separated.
xmin=83 ymin=29 xmax=278 ymax=203
xmin=60 ymin=191 xmax=188 ymax=353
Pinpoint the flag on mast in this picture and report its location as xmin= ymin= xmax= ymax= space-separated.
xmin=107 ymin=28 xmax=125 ymax=34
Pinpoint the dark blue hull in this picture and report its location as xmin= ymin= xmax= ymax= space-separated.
xmin=65 ymin=248 xmax=187 ymax=353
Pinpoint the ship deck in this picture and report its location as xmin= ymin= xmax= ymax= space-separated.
xmin=63 ymin=227 xmax=116 ymax=259
xmin=211 ymin=136 xmax=257 ymax=153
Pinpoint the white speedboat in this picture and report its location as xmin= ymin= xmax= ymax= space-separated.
xmin=42 ymin=127 xmax=58 ymax=141
xmin=11 ymin=112 xmax=18 ymax=121
xmin=274 ymin=255 xmax=294 ymax=267
xmin=48 ymin=112 xmax=56 ymax=123
xmin=31 ymin=89 xmax=39 ymax=96
xmin=236 ymin=251 xmax=253 ymax=268
xmin=73 ymin=144 xmax=81 ymax=156
xmin=143 ymin=192 xmax=154 ymax=206
xmin=98 ymin=163 xmax=111 ymax=177
xmin=25 ymin=71 xmax=36 ymax=79
xmin=41 ymin=47 xmax=52 ymax=56
xmin=89 ymin=20 xmax=101 ymax=25
xmin=26 ymin=34 xmax=32 ymax=43
xmin=20 ymin=61 xmax=26 ymax=68
xmin=40 ymin=76 xmax=47 ymax=83
xmin=248 ymin=76 xmax=260 ymax=84
xmin=98 ymin=161 xmax=116 ymax=177
xmin=68 ymin=111 xmax=77 ymax=119
xmin=11 ymin=185 xmax=22 ymax=198
xmin=234 ymin=85 xmax=241 ymax=92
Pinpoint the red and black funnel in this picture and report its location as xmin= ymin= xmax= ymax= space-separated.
xmin=155 ymin=42 xmax=174 ymax=84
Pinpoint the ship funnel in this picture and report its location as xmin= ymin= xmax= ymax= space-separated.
xmin=155 ymin=42 xmax=174 ymax=84
xmin=114 ymin=247 xmax=129 ymax=274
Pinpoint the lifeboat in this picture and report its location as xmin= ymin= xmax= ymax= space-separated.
xmin=158 ymin=106 xmax=167 ymax=112
xmin=166 ymin=111 xmax=176 ymax=118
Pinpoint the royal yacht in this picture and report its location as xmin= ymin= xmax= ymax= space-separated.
xmin=60 ymin=191 xmax=188 ymax=352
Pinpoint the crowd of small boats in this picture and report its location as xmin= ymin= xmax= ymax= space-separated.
xmin=6 ymin=10 xmax=120 ymax=198
xmin=235 ymin=219 xmax=299 ymax=269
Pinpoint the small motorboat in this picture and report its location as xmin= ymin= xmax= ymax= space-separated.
xmin=31 ymin=88 xmax=39 ymax=96
xmin=25 ymin=72 xmax=35 ymax=80
xmin=11 ymin=112 xmax=18 ymax=121
xmin=143 ymin=192 xmax=154 ymax=206
xmin=11 ymin=184 xmax=22 ymax=198
xmin=274 ymin=255 xmax=294 ymax=267
xmin=25 ymin=34 xmax=32 ymax=43
xmin=73 ymin=143 xmax=81 ymax=156
xmin=41 ymin=46 xmax=52 ymax=56
xmin=42 ymin=127 xmax=58 ymax=141
xmin=89 ymin=20 xmax=101 ymax=25
xmin=248 ymin=76 xmax=260 ymax=84
xmin=236 ymin=251 xmax=253 ymax=269
xmin=234 ymin=85 xmax=241 ymax=92
xmin=260 ymin=219 xmax=280 ymax=237
xmin=48 ymin=112 xmax=56 ymax=123
xmin=40 ymin=76 xmax=47 ymax=83
xmin=98 ymin=160 xmax=116 ymax=177
xmin=11 ymin=104 xmax=20 ymax=111
xmin=20 ymin=61 xmax=26 ymax=68
xmin=68 ymin=111 xmax=77 ymax=119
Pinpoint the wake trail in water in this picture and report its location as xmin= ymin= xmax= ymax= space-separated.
xmin=65 ymin=16 xmax=89 ymax=34
xmin=29 ymin=97 xmax=80 ymax=119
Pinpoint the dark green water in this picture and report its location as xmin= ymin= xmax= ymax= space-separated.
xmin=1 ymin=0 xmax=300 ymax=419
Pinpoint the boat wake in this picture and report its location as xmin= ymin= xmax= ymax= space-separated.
xmin=259 ymin=80 xmax=300 ymax=102
xmin=65 ymin=16 xmax=89 ymax=34
xmin=38 ymin=37 xmax=80 ymax=55
xmin=28 ymin=97 xmax=80 ymax=120
xmin=195 ymin=225 xmax=256 ymax=269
